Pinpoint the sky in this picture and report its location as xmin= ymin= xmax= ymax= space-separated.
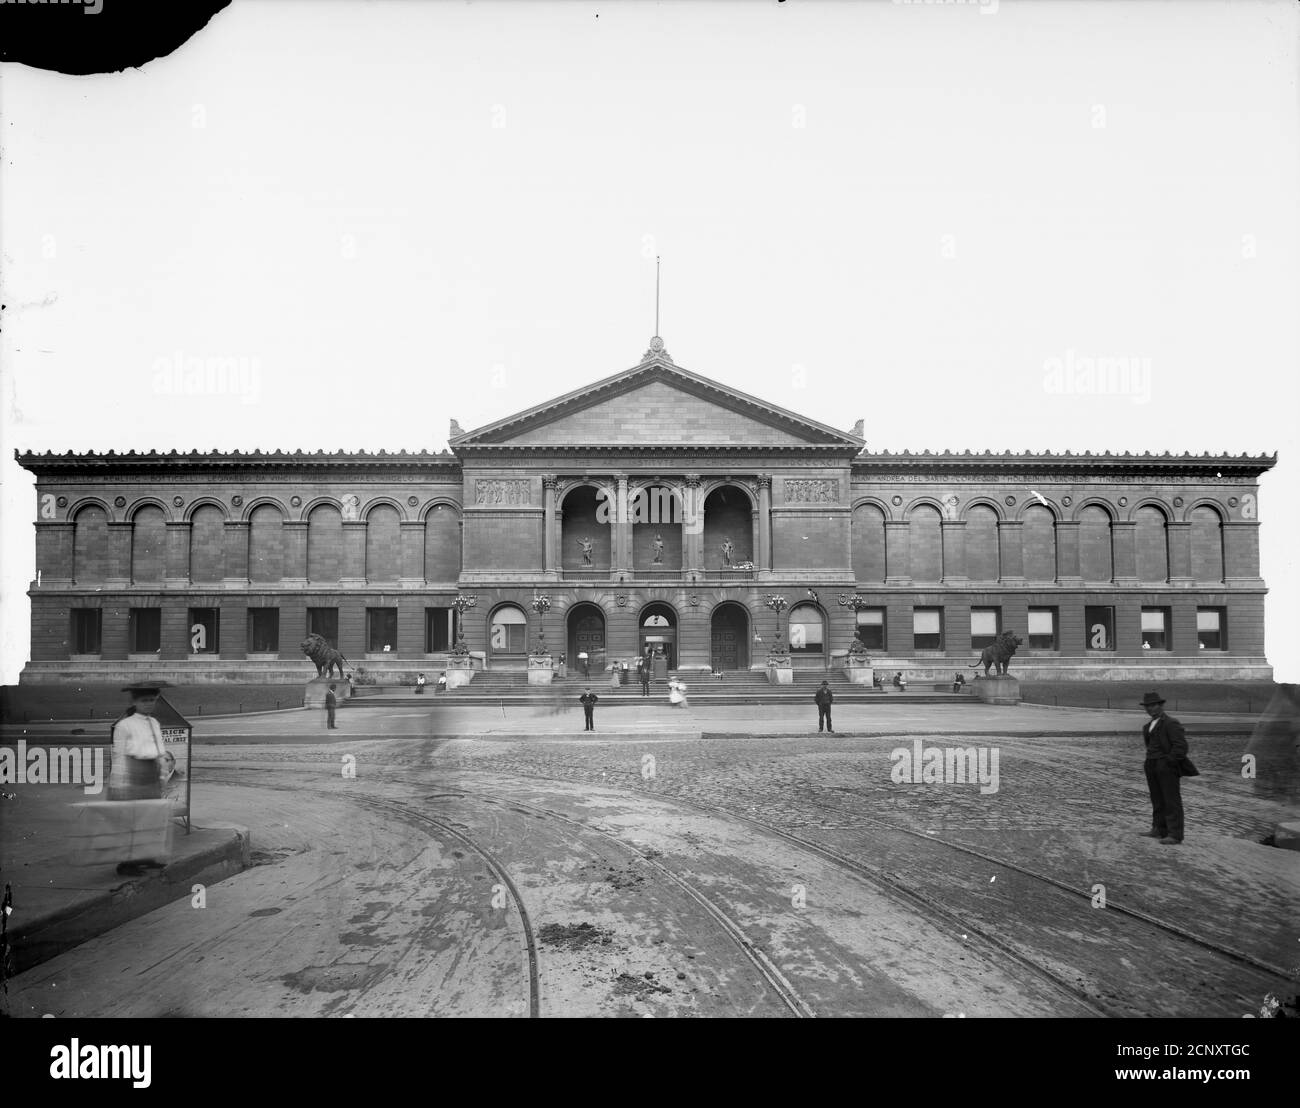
xmin=1 ymin=0 xmax=1297 ymax=682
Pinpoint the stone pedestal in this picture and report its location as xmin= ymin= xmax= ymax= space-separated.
xmin=527 ymin=655 xmax=554 ymax=686
xmin=974 ymin=675 xmax=1020 ymax=705
xmin=844 ymin=660 xmax=875 ymax=686
xmin=444 ymin=656 xmax=474 ymax=689
xmin=766 ymin=657 xmax=793 ymax=685
xmin=303 ymin=677 xmax=353 ymax=708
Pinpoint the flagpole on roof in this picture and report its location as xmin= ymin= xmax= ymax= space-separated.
xmin=655 ymin=255 xmax=660 ymax=337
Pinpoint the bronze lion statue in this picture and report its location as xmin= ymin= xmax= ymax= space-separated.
xmin=973 ymin=630 xmax=1022 ymax=677
xmin=301 ymin=634 xmax=350 ymax=679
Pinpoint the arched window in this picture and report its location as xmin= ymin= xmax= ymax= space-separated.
xmin=489 ymin=605 xmax=528 ymax=654
xmin=1135 ymin=506 xmax=1169 ymax=583
xmin=190 ymin=505 xmax=225 ymax=582
xmin=909 ymin=506 xmax=942 ymax=583
xmin=851 ymin=504 xmax=886 ymax=583
xmin=307 ymin=504 xmax=342 ymax=582
xmin=249 ymin=504 xmax=284 ymax=582
xmin=1189 ymin=505 xmax=1224 ymax=582
xmin=788 ymin=603 xmax=825 ymax=655
xmin=965 ymin=505 xmax=1000 ymax=582
xmin=1078 ymin=505 xmax=1113 ymax=582
xmin=425 ymin=504 xmax=461 ymax=582
xmin=131 ymin=505 xmax=166 ymax=583
xmin=73 ymin=505 xmax=110 ymax=583
xmin=1022 ymin=505 xmax=1056 ymax=582
xmin=366 ymin=504 xmax=401 ymax=582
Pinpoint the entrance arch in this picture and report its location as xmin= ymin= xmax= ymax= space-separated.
xmin=638 ymin=602 xmax=678 ymax=670
xmin=710 ymin=602 xmax=750 ymax=671
xmin=566 ymin=603 xmax=606 ymax=675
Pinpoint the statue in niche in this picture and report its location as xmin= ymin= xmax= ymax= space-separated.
xmin=651 ymin=533 xmax=664 ymax=564
xmin=720 ymin=537 xmax=735 ymax=567
xmin=578 ymin=536 xmax=594 ymax=566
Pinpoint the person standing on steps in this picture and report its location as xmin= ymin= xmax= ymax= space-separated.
xmin=326 ymin=683 xmax=339 ymax=729
xmin=814 ymin=679 xmax=834 ymax=734
xmin=580 ymin=687 xmax=598 ymax=731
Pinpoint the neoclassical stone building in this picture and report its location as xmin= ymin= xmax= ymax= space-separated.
xmin=15 ymin=337 xmax=1275 ymax=683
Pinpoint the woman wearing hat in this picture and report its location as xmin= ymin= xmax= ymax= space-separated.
xmin=109 ymin=684 xmax=168 ymax=802
xmin=1139 ymin=691 xmax=1189 ymax=845
xmin=107 ymin=683 xmax=171 ymax=875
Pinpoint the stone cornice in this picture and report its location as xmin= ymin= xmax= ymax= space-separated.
xmin=852 ymin=450 xmax=1277 ymax=478
xmin=16 ymin=448 xmax=462 ymax=478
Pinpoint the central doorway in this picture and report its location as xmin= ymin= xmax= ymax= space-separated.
xmin=638 ymin=602 xmax=677 ymax=670
xmin=566 ymin=603 xmax=606 ymax=677
xmin=710 ymin=602 xmax=750 ymax=671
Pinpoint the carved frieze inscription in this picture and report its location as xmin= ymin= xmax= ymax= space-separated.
xmin=785 ymin=478 xmax=838 ymax=502
xmin=474 ymin=479 xmax=531 ymax=506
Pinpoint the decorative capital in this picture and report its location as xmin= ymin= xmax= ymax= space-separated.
xmin=542 ymin=474 xmax=557 ymax=490
xmin=757 ymin=474 xmax=772 ymax=490
xmin=684 ymin=473 xmax=702 ymax=488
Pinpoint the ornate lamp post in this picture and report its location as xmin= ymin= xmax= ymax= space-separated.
xmin=530 ymin=594 xmax=553 ymax=656
xmin=763 ymin=593 xmax=789 ymax=656
xmin=838 ymin=593 xmax=870 ymax=655
xmin=450 ymin=593 xmax=477 ymax=655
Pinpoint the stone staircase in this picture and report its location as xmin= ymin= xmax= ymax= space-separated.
xmin=348 ymin=668 xmax=975 ymax=707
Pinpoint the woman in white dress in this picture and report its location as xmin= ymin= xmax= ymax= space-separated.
xmin=668 ymin=677 xmax=689 ymax=709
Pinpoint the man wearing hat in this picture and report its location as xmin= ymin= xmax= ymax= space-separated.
xmin=107 ymin=683 xmax=171 ymax=875
xmin=815 ymin=679 xmax=834 ymax=734
xmin=1139 ymin=691 xmax=1189 ymax=845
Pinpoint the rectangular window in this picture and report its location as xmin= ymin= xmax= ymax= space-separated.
xmin=856 ymin=608 xmax=886 ymax=651
xmin=1197 ymin=607 xmax=1226 ymax=651
xmin=970 ymin=607 xmax=1001 ymax=650
xmin=490 ymin=608 xmax=528 ymax=653
xmin=71 ymin=609 xmax=102 ymax=654
xmin=913 ymin=607 xmax=943 ymax=650
xmin=367 ymin=607 xmax=398 ymax=653
xmin=188 ymin=608 xmax=219 ymax=654
xmin=249 ymin=609 xmax=280 ymax=653
xmin=307 ymin=607 xmax=338 ymax=649
xmin=1141 ymin=607 xmax=1170 ymax=651
xmin=1085 ymin=605 xmax=1114 ymax=651
xmin=1028 ymin=607 xmax=1058 ymax=650
xmin=788 ymin=608 xmax=824 ymax=654
xmin=426 ymin=607 xmax=457 ymax=652
xmin=129 ymin=608 xmax=161 ymax=653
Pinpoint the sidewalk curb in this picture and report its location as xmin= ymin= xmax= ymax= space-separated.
xmin=10 ymin=825 xmax=251 ymax=976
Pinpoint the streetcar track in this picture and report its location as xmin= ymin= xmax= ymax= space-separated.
xmin=199 ymin=753 xmax=1293 ymax=1016
xmin=395 ymin=758 xmax=1292 ymax=1014
xmin=200 ymin=772 xmax=542 ymax=1018
xmin=204 ymin=767 xmax=811 ymax=1017
xmin=448 ymin=752 xmax=1293 ymax=984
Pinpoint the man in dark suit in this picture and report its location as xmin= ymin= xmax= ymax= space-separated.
xmin=1139 ymin=690 xmax=1187 ymax=844
xmin=326 ymin=684 xmax=339 ymax=729
xmin=579 ymin=688 xmax=598 ymax=731
xmin=638 ymin=659 xmax=650 ymax=697
xmin=814 ymin=680 xmax=834 ymax=734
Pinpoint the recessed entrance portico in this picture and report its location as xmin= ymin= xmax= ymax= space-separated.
xmin=638 ymin=602 xmax=677 ymax=670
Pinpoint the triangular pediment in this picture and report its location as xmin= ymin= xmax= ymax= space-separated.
xmin=452 ymin=348 xmax=863 ymax=450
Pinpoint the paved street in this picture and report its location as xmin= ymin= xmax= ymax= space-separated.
xmin=5 ymin=701 xmax=1297 ymax=1018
